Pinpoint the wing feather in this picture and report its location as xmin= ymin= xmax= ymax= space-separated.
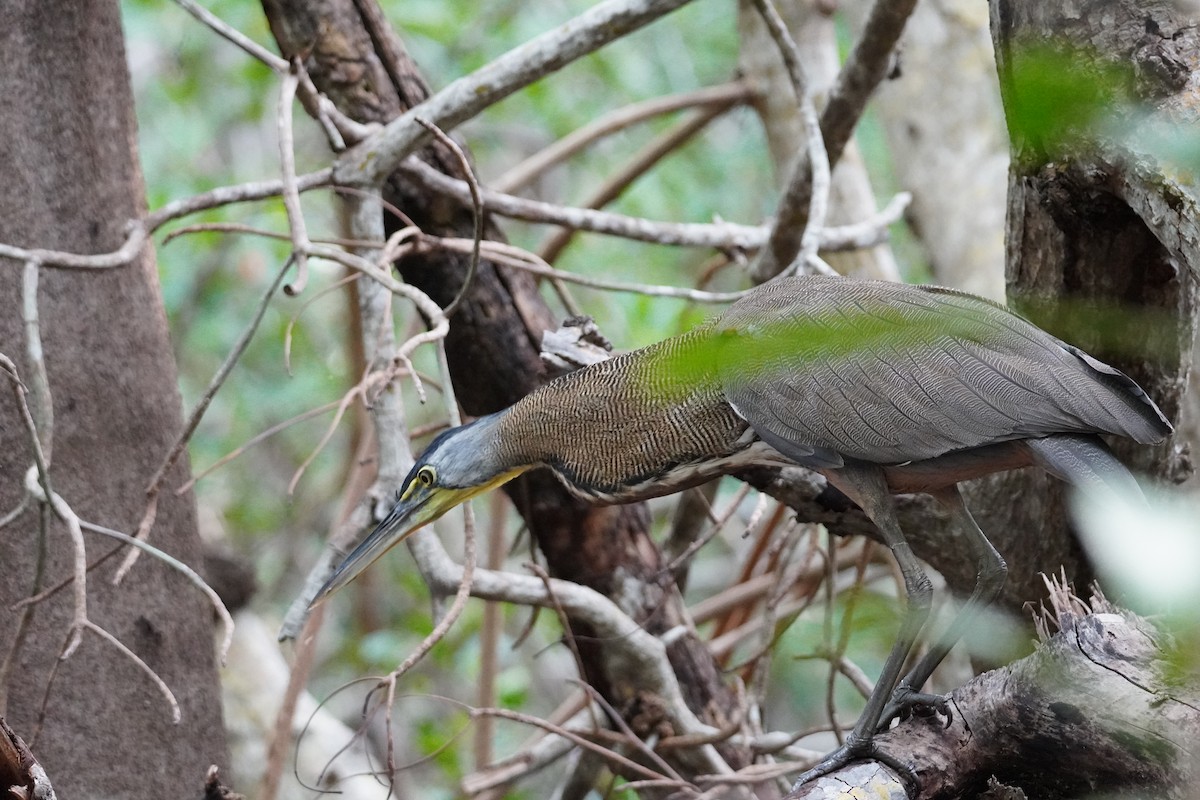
xmin=717 ymin=276 xmax=1171 ymax=466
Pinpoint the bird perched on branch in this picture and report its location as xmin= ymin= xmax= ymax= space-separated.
xmin=314 ymin=275 xmax=1171 ymax=788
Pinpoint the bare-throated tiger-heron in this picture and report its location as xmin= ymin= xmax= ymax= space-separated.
xmin=315 ymin=275 xmax=1171 ymax=788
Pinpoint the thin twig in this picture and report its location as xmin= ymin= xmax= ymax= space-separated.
xmin=171 ymin=0 xmax=288 ymax=71
xmin=260 ymin=605 xmax=325 ymax=800
xmin=751 ymin=0 xmax=831 ymax=279
xmin=337 ymin=0 xmax=702 ymax=186
xmin=494 ymin=82 xmax=750 ymax=194
xmin=663 ymin=484 xmax=752 ymax=577
xmin=287 ymin=383 xmax=366 ymax=495
xmin=163 ymin=221 xmax=375 ymax=250
xmin=85 ymin=620 xmax=181 ymax=723
xmin=538 ymin=100 xmax=737 ymax=265
xmin=146 ymin=169 xmax=333 ymax=232
xmin=577 ymin=681 xmax=686 ymax=784
xmin=822 ymin=532 xmax=842 ymax=743
xmin=117 ymin=257 xmax=294 ymax=583
xmin=0 ymin=357 xmax=50 ymax=495
xmin=475 ymin=491 xmax=508 ymax=770
xmin=79 ymin=519 xmax=235 ymax=665
xmin=279 ymin=64 xmax=310 ymax=295
xmin=0 ymin=495 xmax=29 ymax=532
xmin=9 ymin=543 xmax=123 ymax=612
xmin=285 ymin=273 xmax=361 ymax=374
xmin=461 ymin=701 xmax=596 ymax=794
xmin=469 ymin=707 xmax=675 ymax=785
xmin=414 ymin=118 xmax=481 ymax=317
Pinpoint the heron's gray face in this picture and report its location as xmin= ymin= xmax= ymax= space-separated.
xmin=311 ymin=418 xmax=526 ymax=604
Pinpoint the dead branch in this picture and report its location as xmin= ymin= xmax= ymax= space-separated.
xmin=787 ymin=591 xmax=1200 ymax=799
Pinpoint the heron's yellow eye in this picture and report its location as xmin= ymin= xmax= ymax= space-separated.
xmin=416 ymin=466 xmax=436 ymax=487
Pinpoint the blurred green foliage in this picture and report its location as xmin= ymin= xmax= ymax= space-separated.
xmin=1005 ymin=43 xmax=1134 ymax=158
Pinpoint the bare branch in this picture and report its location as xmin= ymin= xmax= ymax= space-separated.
xmin=84 ymin=621 xmax=181 ymax=724
xmin=171 ymin=0 xmax=288 ymax=71
xmin=335 ymin=0 xmax=700 ymax=186
xmin=146 ymin=169 xmax=333 ymax=232
xmin=406 ymin=157 xmax=766 ymax=250
xmin=751 ymin=0 xmax=918 ymax=280
xmin=404 ymin=158 xmax=907 ymax=253
xmin=754 ymin=0 xmax=832 ymax=276
xmin=278 ymin=67 xmax=310 ymax=295
xmin=22 ymin=469 xmax=87 ymax=660
xmin=0 ymin=225 xmax=147 ymax=270
xmin=424 ymin=235 xmax=751 ymax=303
xmin=116 ymin=257 xmax=293 ymax=582
xmin=494 ymin=81 xmax=751 ymax=194
xmin=78 ymin=519 xmax=235 ymax=666
xmin=414 ymin=119 xmax=481 ymax=317
xmin=822 ymin=0 xmax=919 ymax=167
xmin=402 ymin=527 xmax=719 ymax=739
xmin=21 ymin=262 xmax=53 ymax=461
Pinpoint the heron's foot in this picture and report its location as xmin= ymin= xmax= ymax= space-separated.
xmin=790 ymin=734 xmax=917 ymax=797
xmin=877 ymin=686 xmax=953 ymax=733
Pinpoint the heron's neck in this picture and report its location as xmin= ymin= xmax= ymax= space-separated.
xmin=489 ymin=331 xmax=748 ymax=500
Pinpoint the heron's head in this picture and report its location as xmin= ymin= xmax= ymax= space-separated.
xmin=312 ymin=413 xmax=526 ymax=605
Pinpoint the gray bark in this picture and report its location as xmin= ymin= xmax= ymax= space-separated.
xmin=788 ymin=594 xmax=1200 ymax=799
xmin=0 ymin=1 xmax=229 ymax=796
xmin=977 ymin=0 xmax=1198 ymax=605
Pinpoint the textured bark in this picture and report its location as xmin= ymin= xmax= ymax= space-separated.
xmin=0 ymin=1 xmax=229 ymax=796
xmin=260 ymin=0 xmax=750 ymax=778
xmin=752 ymin=0 xmax=1197 ymax=616
xmin=976 ymin=0 xmax=1198 ymax=604
xmin=788 ymin=597 xmax=1200 ymax=799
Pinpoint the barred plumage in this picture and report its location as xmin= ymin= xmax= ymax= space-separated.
xmin=315 ymin=275 xmax=1171 ymax=788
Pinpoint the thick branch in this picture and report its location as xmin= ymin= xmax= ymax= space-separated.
xmin=787 ymin=596 xmax=1200 ymax=799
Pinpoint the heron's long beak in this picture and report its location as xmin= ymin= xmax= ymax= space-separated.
xmin=309 ymin=467 xmax=528 ymax=609
xmin=310 ymin=485 xmax=449 ymax=608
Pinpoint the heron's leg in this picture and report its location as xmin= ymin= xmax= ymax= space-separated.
xmin=791 ymin=464 xmax=932 ymax=791
xmin=878 ymin=486 xmax=1008 ymax=729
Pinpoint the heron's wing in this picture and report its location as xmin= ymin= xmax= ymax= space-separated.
xmin=716 ymin=277 xmax=1170 ymax=466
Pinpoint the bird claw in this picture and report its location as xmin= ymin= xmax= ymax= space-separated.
xmin=791 ymin=736 xmax=918 ymax=798
xmin=877 ymin=687 xmax=953 ymax=733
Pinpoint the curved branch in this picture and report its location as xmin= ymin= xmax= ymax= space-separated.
xmin=335 ymin=0 xmax=699 ymax=186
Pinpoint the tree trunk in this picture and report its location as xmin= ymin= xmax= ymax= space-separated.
xmin=973 ymin=0 xmax=1198 ymax=608
xmin=0 ymin=2 xmax=229 ymax=796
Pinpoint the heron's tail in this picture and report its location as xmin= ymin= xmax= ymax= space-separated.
xmin=1026 ymin=434 xmax=1145 ymax=502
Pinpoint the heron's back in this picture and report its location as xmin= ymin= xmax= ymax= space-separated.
xmin=716 ymin=277 xmax=1171 ymax=467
